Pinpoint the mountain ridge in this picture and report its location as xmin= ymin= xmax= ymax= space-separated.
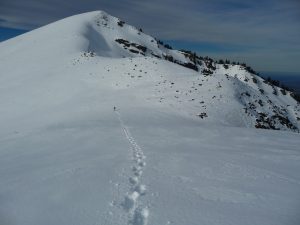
xmin=0 ymin=10 xmax=299 ymax=132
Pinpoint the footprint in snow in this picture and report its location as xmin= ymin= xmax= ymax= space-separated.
xmin=123 ymin=191 xmax=140 ymax=212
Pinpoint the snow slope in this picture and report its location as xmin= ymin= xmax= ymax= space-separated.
xmin=1 ymin=10 xmax=299 ymax=131
xmin=0 ymin=11 xmax=300 ymax=225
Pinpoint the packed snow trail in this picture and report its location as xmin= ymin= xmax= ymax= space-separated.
xmin=115 ymin=109 xmax=149 ymax=225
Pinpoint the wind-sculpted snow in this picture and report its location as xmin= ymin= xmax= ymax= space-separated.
xmin=0 ymin=10 xmax=300 ymax=225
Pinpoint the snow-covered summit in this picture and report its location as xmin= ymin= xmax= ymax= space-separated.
xmin=0 ymin=11 xmax=182 ymax=59
xmin=3 ymin=10 xmax=298 ymax=131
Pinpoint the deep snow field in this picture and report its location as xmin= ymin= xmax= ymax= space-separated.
xmin=0 ymin=11 xmax=300 ymax=225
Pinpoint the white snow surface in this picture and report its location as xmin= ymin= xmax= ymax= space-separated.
xmin=0 ymin=11 xmax=300 ymax=225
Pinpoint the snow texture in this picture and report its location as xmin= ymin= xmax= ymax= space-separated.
xmin=0 ymin=10 xmax=300 ymax=225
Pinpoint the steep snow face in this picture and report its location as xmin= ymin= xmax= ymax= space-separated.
xmin=0 ymin=11 xmax=300 ymax=225
xmin=1 ymin=10 xmax=298 ymax=132
xmin=0 ymin=11 xmax=184 ymax=59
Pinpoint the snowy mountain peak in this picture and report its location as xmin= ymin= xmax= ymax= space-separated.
xmin=0 ymin=11 xmax=299 ymax=132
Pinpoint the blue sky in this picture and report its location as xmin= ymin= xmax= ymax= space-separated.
xmin=0 ymin=0 xmax=299 ymax=73
xmin=0 ymin=27 xmax=27 ymax=42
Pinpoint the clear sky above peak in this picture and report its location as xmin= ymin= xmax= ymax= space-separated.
xmin=1 ymin=0 xmax=299 ymax=73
